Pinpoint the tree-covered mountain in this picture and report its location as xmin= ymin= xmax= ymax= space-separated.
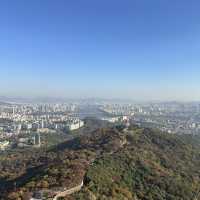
xmin=1 ymin=124 xmax=200 ymax=200
xmin=74 ymin=126 xmax=200 ymax=200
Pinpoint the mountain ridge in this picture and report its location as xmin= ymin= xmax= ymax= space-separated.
xmin=1 ymin=124 xmax=200 ymax=200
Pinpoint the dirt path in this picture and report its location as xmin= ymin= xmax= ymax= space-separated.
xmin=53 ymin=181 xmax=83 ymax=200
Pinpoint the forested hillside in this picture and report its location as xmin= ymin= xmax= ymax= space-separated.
xmin=74 ymin=126 xmax=200 ymax=200
xmin=1 ymin=124 xmax=200 ymax=200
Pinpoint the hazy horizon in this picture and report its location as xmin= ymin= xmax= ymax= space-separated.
xmin=1 ymin=0 xmax=200 ymax=101
xmin=0 ymin=95 xmax=200 ymax=104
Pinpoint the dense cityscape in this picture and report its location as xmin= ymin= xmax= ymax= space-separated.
xmin=101 ymin=101 xmax=200 ymax=134
xmin=0 ymin=102 xmax=84 ymax=150
xmin=1 ymin=99 xmax=200 ymax=152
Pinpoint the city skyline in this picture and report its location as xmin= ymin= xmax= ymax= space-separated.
xmin=1 ymin=0 xmax=200 ymax=101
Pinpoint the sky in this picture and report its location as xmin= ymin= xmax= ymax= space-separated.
xmin=0 ymin=0 xmax=200 ymax=101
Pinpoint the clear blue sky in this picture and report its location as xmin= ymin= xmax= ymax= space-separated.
xmin=0 ymin=0 xmax=200 ymax=100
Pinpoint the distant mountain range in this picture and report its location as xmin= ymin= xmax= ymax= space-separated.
xmin=0 ymin=96 xmax=136 ymax=104
xmin=0 ymin=101 xmax=12 ymax=106
xmin=0 ymin=96 xmax=199 ymax=105
xmin=0 ymin=96 xmax=29 ymax=104
xmin=0 ymin=96 xmax=70 ymax=104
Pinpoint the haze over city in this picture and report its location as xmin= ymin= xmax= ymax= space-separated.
xmin=2 ymin=1 xmax=200 ymax=200
xmin=1 ymin=0 xmax=200 ymax=101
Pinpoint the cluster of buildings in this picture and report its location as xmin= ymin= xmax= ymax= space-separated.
xmin=52 ymin=118 xmax=84 ymax=131
xmin=101 ymin=115 xmax=129 ymax=123
xmin=100 ymin=115 xmax=130 ymax=129
xmin=0 ymin=140 xmax=9 ymax=151
xmin=1 ymin=100 xmax=200 ymax=150
xmin=0 ymin=117 xmax=84 ymax=140
xmin=17 ymin=133 xmax=41 ymax=148
xmin=101 ymin=102 xmax=200 ymax=135
xmin=0 ymin=103 xmax=85 ymax=150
